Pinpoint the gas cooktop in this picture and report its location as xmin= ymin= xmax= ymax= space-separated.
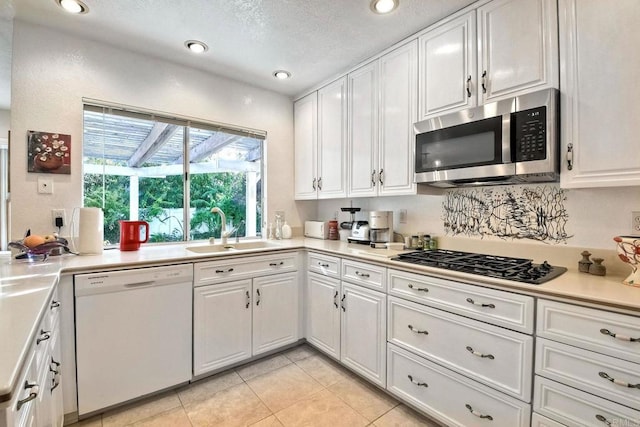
xmin=392 ymin=249 xmax=567 ymax=285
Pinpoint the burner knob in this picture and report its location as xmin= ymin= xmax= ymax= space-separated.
xmin=540 ymin=261 xmax=552 ymax=271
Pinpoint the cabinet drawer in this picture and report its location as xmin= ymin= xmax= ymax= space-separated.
xmin=536 ymin=337 xmax=640 ymax=411
xmin=388 ymin=297 xmax=533 ymax=402
xmin=307 ymin=252 xmax=341 ymax=278
xmin=342 ymin=259 xmax=386 ymax=291
xmin=388 ymin=269 xmax=534 ymax=333
xmin=534 ymin=376 xmax=640 ymax=427
xmin=537 ymin=299 xmax=640 ymax=364
xmin=194 ymin=252 xmax=298 ymax=285
xmin=387 ymin=344 xmax=531 ymax=427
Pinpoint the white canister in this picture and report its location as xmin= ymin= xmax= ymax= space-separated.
xmin=77 ymin=207 xmax=104 ymax=255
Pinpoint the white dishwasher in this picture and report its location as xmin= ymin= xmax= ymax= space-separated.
xmin=75 ymin=264 xmax=193 ymax=416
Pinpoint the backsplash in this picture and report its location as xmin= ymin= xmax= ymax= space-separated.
xmin=443 ymin=185 xmax=570 ymax=244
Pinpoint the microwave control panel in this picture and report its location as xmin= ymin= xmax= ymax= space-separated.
xmin=512 ymin=106 xmax=547 ymax=162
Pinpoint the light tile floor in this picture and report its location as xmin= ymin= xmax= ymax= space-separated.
xmin=70 ymin=344 xmax=441 ymax=427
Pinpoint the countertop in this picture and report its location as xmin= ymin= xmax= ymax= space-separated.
xmin=2 ymin=237 xmax=639 ymax=403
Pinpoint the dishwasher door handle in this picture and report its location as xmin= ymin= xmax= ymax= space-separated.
xmin=124 ymin=281 xmax=156 ymax=288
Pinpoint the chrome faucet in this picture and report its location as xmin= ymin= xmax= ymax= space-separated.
xmin=211 ymin=207 xmax=229 ymax=244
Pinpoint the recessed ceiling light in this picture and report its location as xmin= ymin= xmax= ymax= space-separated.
xmin=370 ymin=0 xmax=398 ymax=14
xmin=185 ymin=40 xmax=208 ymax=54
xmin=55 ymin=0 xmax=89 ymax=14
xmin=273 ymin=70 xmax=291 ymax=80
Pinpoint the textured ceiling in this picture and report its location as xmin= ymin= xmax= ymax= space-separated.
xmin=3 ymin=0 xmax=476 ymax=109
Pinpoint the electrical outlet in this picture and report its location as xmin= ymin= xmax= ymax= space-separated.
xmin=52 ymin=209 xmax=66 ymax=229
xmin=399 ymin=209 xmax=407 ymax=224
xmin=633 ymin=211 xmax=640 ymax=235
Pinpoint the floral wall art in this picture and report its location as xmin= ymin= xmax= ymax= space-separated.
xmin=442 ymin=185 xmax=571 ymax=243
xmin=27 ymin=130 xmax=71 ymax=174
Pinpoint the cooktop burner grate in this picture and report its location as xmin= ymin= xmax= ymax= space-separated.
xmin=392 ymin=249 xmax=567 ymax=285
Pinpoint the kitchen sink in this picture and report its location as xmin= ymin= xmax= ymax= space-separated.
xmin=186 ymin=240 xmax=280 ymax=253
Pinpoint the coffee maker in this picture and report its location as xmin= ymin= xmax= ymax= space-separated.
xmin=368 ymin=211 xmax=393 ymax=244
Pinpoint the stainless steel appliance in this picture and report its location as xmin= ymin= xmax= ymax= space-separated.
xmin=392 ymin=249 xmax=566 ymax=284
xmin=75 ymin=265 xmax=192 ymax=415
xmin=369 ymin=211 xmax=393 ymax=244
xmin=348 ymin=221 xmax=370 ymax=244
xmin=414 ymin=88 xmax=559 ymax=187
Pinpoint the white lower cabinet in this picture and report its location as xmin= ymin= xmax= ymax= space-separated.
xmin=531 ymin=412 xmax=567 ymax=427
xmin=340 ymin=282 xmax=387 ymax=387
xmin=306 ymin=272 xmax=341 ymax=359
xmin=388 ymin=296 xmax=533 ymax=402
xmin=194 ymin=255 xmax=299 ymax=377
xmin=306 ymin=253 xmax=387 ymax=387
xmin=534 ymin=376 xmax=640 ymax=427
xmin=1 ymin=290 xmax=63 ymax=427
xmin=388 ymin=344 xmax=531 ymax=427
xmin=194 ymin=280 xmax=253 ymax=376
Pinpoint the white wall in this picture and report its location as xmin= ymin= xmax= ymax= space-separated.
xmin=0 ymin=108 xmax=8 ymax=138
xmin=314 ymin=184 xmax=640 ymax=250
xmin=10 ymin=21 xmax=303 ymax=240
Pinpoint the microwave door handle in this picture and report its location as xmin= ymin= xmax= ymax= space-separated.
xmin=502 ymin=114 xmax=511 ymax=163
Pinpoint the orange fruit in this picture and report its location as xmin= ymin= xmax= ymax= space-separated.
xmin=23 ymin=234 xmax=46 ymax=248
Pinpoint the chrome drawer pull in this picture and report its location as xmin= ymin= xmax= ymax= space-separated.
xmin=371 ymin=170 xmax=376 ymax=186
xmin=312 ymin=177 xmax=317 ymax=191
xmin=256 ymin=289 xmax=261 ymax=306
xmin=466 ymin=346 xmax=495 ymax=360
xmin=466 ymin=298 xmax=495 ymax=309
xmin=245 ymin=290 xmax=250 ymax=309
xmin=465 ymin=404 xmax=493 ymax=420
xmin=599 ymin=371 xmax=640 ymax=389
xmin=408 ymin=324 xmax=429 ymax=335
xmin=51 ymin=377 xmax=60 ymax=392
xmin=37 ymin=329 xmax=51 ymax=345
xmin=318 ymin=262 xmax=330 ymax=268
xmin=595 ymin=414 xmax=612 ymax=426
xmin=600 ymin=328 xmax=640 ymax=342
xmin=50 ymin=300 xmax=60 ymax=309
xmin=341 ymin=294 xmax=346 ymax=312
xmin=269 ymin=261 xmax=284 ymax=267
xmin=355 ymin=271 xmax=370 ymax=278
xmin=333 ymin=290 xmax=339 ymax=308
xmin=407 ymin=375 xmax=428 ymax=388
xmin=215 ymin=268 xmax=234 ymax=273
xmin=407 ymin=284 xmax=429 ymax=293
xmin=17 ymin=382 xmax=39 ymax=411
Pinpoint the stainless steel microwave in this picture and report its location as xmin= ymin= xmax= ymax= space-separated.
xmin=414 ymin=88 xmax=559 ymax=187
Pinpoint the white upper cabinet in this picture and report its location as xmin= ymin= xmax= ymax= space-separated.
xmin=419 ymin=0 xmax=558 ymax=120
xmin=559 ymin=0 xmax=640 ymax=188
xmin=478 ymin=0 xmax=558 ymax=104
xmin=294 ymin=92 xmax=318 ymax=200
xmin=347 ymin=41 xmax=417 ymax=198
xmin=317 ymin=77 xmax=348 ymax=199
xmin=378 ymin=41 xmax=418 ymax=196
xmin=419 ymin=11 xmax=477 ymax=119
xmin=294 ymin=77 xmax=348 ymax=200
xmin=348 ymin=61 xmax=379 ymax=198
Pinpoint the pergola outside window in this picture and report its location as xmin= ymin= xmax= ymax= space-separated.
xmin=83 ymin=104 xmax=264 ymax=245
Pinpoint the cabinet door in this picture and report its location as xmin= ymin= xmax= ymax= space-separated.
xmin=347 ymin=61 xmax=378 ymax=198
xmin=379 ymin=40 xmax=418 ymax=196
xmin=418 ymin=11 xmax=476 ymax=120
xmin=340 ymin=282 xmax=386 ymax=387
xmin=193 ymin=280 xmax=252 ymax=376
xmin=253 ymin=272 xmax=299 ymax=355
xmin=294 ymin=92 xmax=318 ymax=200
xmin=478 ymin=0 xmax=558 ymax=103
xmin=559 ymin=0 xmax=640 ymax=188
xmin=306 ymin=272 xmax=341 ymax=359
xmin=317 ymin=77 xmax=348 ymax=199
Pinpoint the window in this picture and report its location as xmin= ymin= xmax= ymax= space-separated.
xmin=83 ymin=104 xmax=264 ymax=245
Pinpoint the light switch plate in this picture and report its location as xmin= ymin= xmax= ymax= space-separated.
xmin=37 ymin=177 xmax=53 ymax=194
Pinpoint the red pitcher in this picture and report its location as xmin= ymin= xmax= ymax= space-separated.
xmin=119 ymin=220 xmax=150 ymax=251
